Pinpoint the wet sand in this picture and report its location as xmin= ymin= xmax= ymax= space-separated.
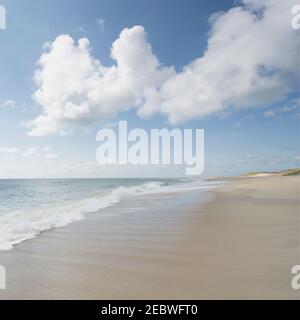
xmin=0 ymin=176 xmax=299 ymax=299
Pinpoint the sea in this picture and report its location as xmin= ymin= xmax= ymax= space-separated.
xmin=0 ymin=178 xmax=221 ymax=251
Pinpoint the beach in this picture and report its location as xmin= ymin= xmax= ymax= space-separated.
xmin=0 ymin=175 xmax=299 ymax=300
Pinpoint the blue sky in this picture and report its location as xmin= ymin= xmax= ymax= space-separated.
xmin=0 ymin=0 xmax=299 ymax=178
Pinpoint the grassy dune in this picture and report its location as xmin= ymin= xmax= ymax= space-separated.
xmin=243 ymin=168 xmax=300 ymax=177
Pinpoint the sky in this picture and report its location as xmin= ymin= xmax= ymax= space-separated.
xmin=0 ymin=0 xmax=299 ymax=178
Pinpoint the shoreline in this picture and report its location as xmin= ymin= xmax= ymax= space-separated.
xmin=0 ymin=176 xmax=299 ymax=299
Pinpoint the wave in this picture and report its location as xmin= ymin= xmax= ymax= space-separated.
xmin=0 ymin=181 xmax=165 ymax=251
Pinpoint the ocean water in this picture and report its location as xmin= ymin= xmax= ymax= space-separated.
xmin=0 ymin=178 xmax=220 ymax=251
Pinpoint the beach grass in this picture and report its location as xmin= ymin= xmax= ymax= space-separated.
xmin=280 ymin=168 xmax=300 ymax=176
xmin=243 ymin=168 xmax=300 ymax=177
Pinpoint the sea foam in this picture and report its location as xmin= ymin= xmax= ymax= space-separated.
xmin=0 ymin=181 xmax=165 ymax=251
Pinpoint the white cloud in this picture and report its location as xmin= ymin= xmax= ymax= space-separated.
xmin=27 ymin=0 xmax=298 ymax=136
xmin=96 ymin=18 xmax=105 ymax=32
xmin=27 ymin=26 xmax=173 ymax=136
xmin=42 ymin=147 xmax=51 ymax=152
xmin=1 ymin=100 xmax=16 ymax=109
xmin=20 ymin=146 xmax=58 ymax=159
xmin=23 ymin=147 xmax=38 ymax=157
xmin=1 ymin=100 xmax=27 ymax=112
xmin=77 ymin=26 xmax=85 ymax=33
xmin=264 ymin=98 xmax=300 ymax=118
xmin=41 ymin=147 xmax=58 ymax=159
xmin=61 ymin=161 xmax=184 ymax=178
xmin=44 ymin=153 xmax=58 ymax=160
xmin=264 ymin=110 xmax=276 ymax=118
xmin=0 ymin=147 xmax=19 ymax=153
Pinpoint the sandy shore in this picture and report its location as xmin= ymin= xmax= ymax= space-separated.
xmin=0 ymin=176 xmax=299 ymax=299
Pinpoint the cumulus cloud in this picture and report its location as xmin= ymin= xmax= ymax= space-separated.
xmin=27 ymin=0 xmax=299 ymax=136
xmin=28 ymin=26 xmax=173 ymax=136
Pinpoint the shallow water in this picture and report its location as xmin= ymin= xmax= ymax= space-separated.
xmin=0 ymin=178 xmax=221 ymax=251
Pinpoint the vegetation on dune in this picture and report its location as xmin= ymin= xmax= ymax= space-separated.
xmin=280 ymin=169 xmax=300 ymax=176
xmin=243 ymin=168 xmax=300 ymax=177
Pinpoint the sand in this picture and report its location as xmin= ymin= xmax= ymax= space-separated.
xmin=0 ymin=176 xmax=299 ymax=300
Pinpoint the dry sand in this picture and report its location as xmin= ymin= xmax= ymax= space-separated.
xmin=0 ymin=176 xmax=299 ymax=300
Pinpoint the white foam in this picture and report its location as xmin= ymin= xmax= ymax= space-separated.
xmin=0 ymin=181 xmax=165 ymax=251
